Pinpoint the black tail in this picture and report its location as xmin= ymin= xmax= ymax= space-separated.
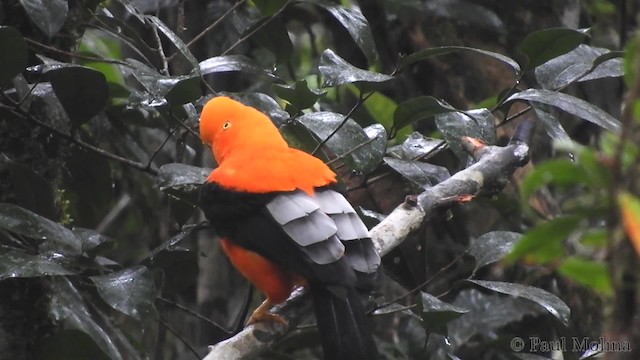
xmin=310 ymin=284 xmax=378 ymax=360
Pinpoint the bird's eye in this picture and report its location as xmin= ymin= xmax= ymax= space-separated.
xmin=222 ymin=121 xmax=232 ymax=130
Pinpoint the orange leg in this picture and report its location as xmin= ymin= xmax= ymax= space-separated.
xmin=246 ymin=299 xmax=288 ymax=326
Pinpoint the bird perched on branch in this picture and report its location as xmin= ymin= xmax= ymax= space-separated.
xmin=198 ymin=96 xmax=380 ymax=360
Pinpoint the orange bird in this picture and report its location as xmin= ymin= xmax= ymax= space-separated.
xmin=198 ymin=96 xmax=380 ymax=360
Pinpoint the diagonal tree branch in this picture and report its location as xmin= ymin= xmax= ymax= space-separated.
xmin=203 ymin=122 xmax=532 ymax=360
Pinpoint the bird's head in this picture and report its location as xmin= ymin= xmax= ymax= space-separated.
xmin=199 ymin=96 xmax=287 ymax=164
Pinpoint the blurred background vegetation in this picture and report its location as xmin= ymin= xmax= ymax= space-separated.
xmin=0 ymin=0 xmax=639 ymax=359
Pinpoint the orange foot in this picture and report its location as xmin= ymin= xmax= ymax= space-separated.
xmin=246 ymin=299 xmax=288 ymax=326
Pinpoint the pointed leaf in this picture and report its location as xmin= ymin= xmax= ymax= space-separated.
xmin=0 ymin=250 xmax=75 ymax=280
xmin=518 ymin=28 xmax=589 ymax=69
xmin=393 ymin=96 xmax=457 ymax=132
xmin=311 ymin=0 xmax=377 ymax=63
xmin=19 ymin=0 xmax=68 ymax=38
xmin=90 ymin=266 xmax=156 ymax=321
xmin=470 ymin=231 xmax=522 ymax=273
xmin=237 ymin=92 xmax=289 ymax=126
xmin=401 ymin=46 xmax=520 ymax=75
xmin=157 ymin=163 xmax=211 ymax=204
xmin=73 ymin=228 xmax=112 ymax=253
xmin=435 ymin=108 xmax=497 ymax=161
xmin=506 ymin=89 xmax=621 ymax=133
xmin=0 ymin=26 xmax=28 ymax=83
xmin=531 ymin=104 xmax=572 ymax=143
xmin=164 ymin=75 xmax=202 ymax=106
xmin=148 ymin=15 xmax=199 ymax=72
xmin=249 ymin=16 xmax=293 ymax=64
xmin=47 ymin=66 xmax=109 ymax=125
xmin=520 ymin=158 xmax=590 ymax=201
xmin=418 ymin=291 xmax=469 ymax=333
xmin=198 ymin=55 xmax=278 ymax=79
xmin=319 ymin=49 xmax=393 ymax=90
xmin=506 ymin=216 xmax=581 ymax=264
xmin=400 ymin=132 xmax=446 ymax=159
xmin=273 ymin=79 xmax=325 ymax=112
xmin=618 ymin=192 xmax=640 ymax=256
xmin=384 ymin=157 xmax=449 ymax=189
xmin=558 ymin=256 xmax=612 ymax=294
xmin=468 ymin=280 xmax=571 ymax=326
xmin=0 ymin=203 xmax=81 ymax=254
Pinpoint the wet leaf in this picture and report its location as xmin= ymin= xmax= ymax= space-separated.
xmin=47 ymin=66 xmax=109 ymax=126
xmin=506 ymin=89 xmax=621 ymax=133
xmin=249 ymin=16 xmax=292 ymax=64
xmin=238 ymin=92 xmax=289 ymax=126
xmin=401 ymin=46 xmax=520 ymax=76
xmin=297 ymin=112 xmax=385 ymax=174
xmin=73 ymin=228 xmax=112 ymax=254
xmin=157 ymin=163 xmax=211 ymax=204
xmin=0 ymin=26 xmax=28 ymax=83
xmin=393 ymin=96 xmax=457 ymax=133
xmin=148 ymin=15 xmax=199 ymax=72
xmin=0 ymin=250 xmax=75 ymax=280
xmin=199 ymin=55 xmax=279 ymax=79
xmin=48 ymin=277 xmax=124 ymax=360
xmin=531 ymin=104 xmax=572 ymax=143
xmin=518 ymin=28 xmax=589 ymax=70
xmin=164 ymin=75 xmax=202 ymax=106
xmin=400 ymin=132 xmax=446 ymax=159
xmin=90 ymin=266 xmax=156 ymax=321
xmin=618 ymin=192 xmax=640 ymax=256
xmin=144 ymin=248 xmax=198 ymax=296
xmin=273 ymin=79 xmax=325 ymax=113
xmin=0 ymin=203 xmax=81 ymax=254
xmin=435 ymin=108 xmax=497 ymax=162
xmin=469 ymin=231 xmax=522 ymax=273
xmin=468 ymin=280 xmax=571 ymax=326
xmin=417 ymin=291 xmax=469 ymax=334
xmin=319 ymin=49 xmax=393 ymax=90
xmin=506 ymin=216 xmax=581 ymax=264
xmin=558 ymin=256 xmax=612 ymax=294
xmin=384 ymin=157 xmax=449 ymax=190
xmin=19 ymin=0 xmax=68 ymax=38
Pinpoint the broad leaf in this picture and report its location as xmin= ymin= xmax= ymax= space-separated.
xmin=19 ymin=0 xmax=68 ymax=38
xmin=468 ymin=280 xmax=570 ymax=326
xmin=506 ymin=89 xmax=621 ymax=133
xmin=198 ymin=55 xmax=279 ymax=79
xmin=238 ymin=92 xmax=289 ymax=126
xmin=319 ymin=49 xmax=393 ymax=90
xmin=435 ymin=108 xmax=497 ymax=162
xmin=384 ymin=157 xmax=449 ymax=190
xmin=157 ymin=163 xmax=211 ymax=204
xmin=400 ymin=132 xmax=446 ymax=159
xmin=417 ymin=291 xmax=469 ymax=334
xmin=506 ymin=216 xmax=581 ymax=264
xmin=249 ymin=16 xmax=293 ymax=64
xmin=520 ymin=158 xmax=590 ymax=200
xmin=531 ymin=104 xmax=572 ymax=143
xmin=518 ymin=28 xmax=589 ymax=70
xmin=73 ymin=228 xmax=112 ymax=254
xmin=47 ymin=66 xmax=109 ymax=126
xmin=0 ymin=26 xmax=28 ymax=83
xmin=90 ymin=266 xmax=156 ymax=321
xmin=0 ymin=203 xmax=81 ymax=254
xmin=558 ymin=257 xmax=612 ymax=294
xmin=148 ymin=15 xmax=199 ymax=72
xmin=393 ymin=96 xmax=457 ymax=133
xmin=469 ymin=231 xmax=522 ymax=273
xmin=0 ymin=250 xmax=75 ymax=280
xmin=273 ymin=79 xmax=325 ymax=113
xmin=401 ymin=46 xmax=520 ymax=76
xmin=164 ymin=75 xmax=202 ymax=106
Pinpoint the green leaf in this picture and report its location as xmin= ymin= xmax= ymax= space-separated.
xmin=468 ymin=280 xmax=571 ymax=326
xmin=157 ymin=163 xmax=211 ymax=204
xmin=517 ymin=28 xmax=589 ymax=70
xmin=0 ymin=203 xmax=81 ymax=254
xmin=90 ymin=266 xmax=156 ymax=322
xmin=558 ymin=257 xmax=612 ymax=294
xmin=19 ymin=0 xmax=68 ymax=38
xmin=435 ymin=108 xmax=497 ymax=162
xmin=311 ymin=0 xmax=378 ymax=63
xmin=198 ymin=55 xmax=279 ymax=79
xmin=318 ymin=49 xmax=393 ymax=90
xmin=36 ymin=329 xmax=111 ymax=360
xmin=469 ymin=231 xmax=522 ymax=273
xmin=296 ymin=112 xmax=385 ymax=174
xmin=506 ymin=89 xmax=621 ymax=133
xmin=148 ymin=15 xmax=200 ymax=72
xmin=384 ymin=157 xmax=449 ymax=190
xmin=401 ymin=46 xmax=521 ymax=76
xmin=506 ymin=216 xmax=581 ymax=264
xmin=273 ymin=79 xmax=325 ymax=113
xmin=417 ymin=291 xmax=469 ymax=334
xmin=520 ymin=158 xmax=589 ymax=200
xmin=47 ymin=66 xmax=109 ymax=126
xmin=393 ymin=96 xmax=457 ymax=133
xmin=0 ymin=250 xmax=75 ymax=281
xmin=0 ymin=26 xmax=28 ymax=83
xmin=535 ymin=44 xmax=624 ymax=90
xmin=164 ymin=76 xmax=202 ymax=106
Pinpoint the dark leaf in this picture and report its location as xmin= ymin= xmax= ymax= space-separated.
xmin=90 ymin=266 xmax=156 ymax=322
xmin=400 ymin=132 xmax=446 ymax=159
xmin=19 ymin=0 xmax=68 ymax=38
xmin=424 ymin=0 xmax=504 ymax=34
xmin=401 ymin=46 xmax=520 ymax=76
xmin=47 ymin=66 xmax=109 ymax=126
xmin=36 ymin=329 xmax=111 ymax=360
xmin=0 ymin=250 xmax=75 ymax=281
xmin=145 ymin=225 xmax=203 ymax=260
xmin=469 ymin=231 xmax=522 ymax=273
xmin=417 ymin=291 xmax=469 ymax=334
xmin=94 ymin=14 xmax=156 ymax=64
xmin=506 ymin=89 xmax=620 ymax=133
xmin=144 ymin=248 xmax=198 ymax=296
xmin=0 ymin=203 xmax=81 ymax=254
xmin=535 ymin=44 xmax=624 ymax=90
xmin=249 ymin=16 xmax=293 ymax=64
xmin=393 ymin=96 xmax=457 ymax=133
xmin=253 ymin=0 xmax=289 ymax=15
xmin=506 ymin=216 xmax=581 ymax=264
xmin=435 ymin=108 xmax=497 ymax=162
xmin=517 ymin=28 xmax=589 ymax=70
xmin=311 ymin=0 xmax=377 ymax=63
xmin=384 ymin=157 xmax=449 ymax=190
xmin=531 ymin=104 xmax=572 ymax=143
xmin=273 ymin=79 xmax=326 ymax=113
xmin=280 ymin=120 xmax=324 ymax=155
xmin=318 ymin=49 xmax=393 ymax=90
xmin=157 ymin=163 xmax=211 ymax=204
xmin=164 ymin=75 xmax=202 ymax=106
xmin=468 ymin=280 xmax=571 ymax=326
xmin=148 ymin=15 xmax=199 ymax=72
xmin=73 ymin=228 xmax=112 ymax=254
xmin=198 ymin=55 xmax=279 ymax=79
xmin=296 ymin=112 xmax=385 ymax=174
xmin=9 ymin=163 xmax=56 ymax=220
xmin=238 ymin=92 xmax=289 ymax=126
xmin=169 ymin=197 xmax=195 ymax=227
xmin=48 ymin=277 xmax=124 ymax=360
xmin=0 ymin=26 xmax=28 ymax=83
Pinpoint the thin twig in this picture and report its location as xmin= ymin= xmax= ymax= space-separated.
xmin=25 ymin=37 xmax=132 ymax=67
xmin=186 ymin=0 xmax=246 ymax=49
xmin=157 ymin=316 xmax=201 ymax=360
xmin=497 ymin=105 xmax=532 ymax=128
xmin=170 ymin=112 xmax=200 ymax=138
xmin=149 ymin=18 xmax=170 ymax=75
xmin=157 ymin=297 xmax=231 ymax=333
xmin=147 ymin=126 xmax=180 ymax=168
xmin=325 ymin=137 xmax=376 ymax=166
